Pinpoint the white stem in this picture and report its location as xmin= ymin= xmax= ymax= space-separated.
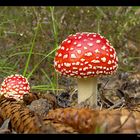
xmin=77 ymin=77 xmax=97 ymax=107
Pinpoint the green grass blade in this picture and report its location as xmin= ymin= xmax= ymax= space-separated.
xmin=23 ymin=22 xmax=40 ymax=77
xmin=27 ymin=47 xmax=57 ymax=79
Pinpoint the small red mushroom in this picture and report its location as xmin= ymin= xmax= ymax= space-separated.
xmin=0 ymin=74 xmax=30 ymax=101
xmin=54 ymin=32 xmax=118 ymax=107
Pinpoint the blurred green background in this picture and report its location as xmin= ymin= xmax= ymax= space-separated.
xmin=0 ymin=6 xmax=140 ymax=93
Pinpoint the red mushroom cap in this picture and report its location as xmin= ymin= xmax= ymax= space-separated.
xmin=0 ymin=74 xmax=30 ymax=101
xmin=54 ymin=32 xmax=118 ymax=78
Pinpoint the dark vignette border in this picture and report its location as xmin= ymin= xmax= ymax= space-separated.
xmin=0 ymin=0 xmax=140 ymax=6
xmin=0 ymin=134 xmax=139 ymax=140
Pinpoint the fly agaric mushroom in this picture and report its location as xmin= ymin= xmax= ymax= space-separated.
xmin=54 ymin=32 xmax=118 ymax=107
xmin=0 ymin=74 xmax=30 ymax=101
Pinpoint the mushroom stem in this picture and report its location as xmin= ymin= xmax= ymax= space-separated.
xmin=77 ymin=77 xmax=97 ymax=107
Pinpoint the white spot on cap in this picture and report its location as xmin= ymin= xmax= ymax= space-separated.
xmin=87 ymin=43 xmax=93 ymax=47
xmin=92 ymin=71 xmax=95 ymax=74
xmin=96 ymin=40 xmax=101 ymax=43
xmin=71 ymin=54 xmax=76 ymax=59
xmin=99 ymin=71 xmax=103 ymax=74
xmin=70 ymin=73 xmax=75 ymax=76
xmin=85 ymin=52 xmax=92 ymax=57
xmin=96 ymin=71 xmax=100 ymax=74
xmin=88 ymin=64 xmax=92 ymax=68
xmin=106 ymin=42 xmax=110 ymax=46
xmin=76 ymin=62 xmax=80 ymax=65
xmin=64 ymin=63 xmax=71 ymax=67
xmin=15 ymin=74 xmax=20 ymax=77
xmin=77 ymin=44 xmax=82 ymax=47
xmin=110 ymin=54 xmax=113 ymax=58
xmin=101 ymin=57 xmax=106 ymax=62
xmin=76 ymin=33 xmax=80 ymax=35
xmin=72 ymin=71 xmax=78 ymax=74
xmin=84 ymin=47 xmax=88 ymax=50
xmin=107 ymin=68 xmax=109 ymax=70
xmin=73 ymin=42 xmax=77 ymax=45
xmin=83 ymin=67 xmax=88 ymax=71
xmin=81 ymin=32 xmax=89 ymax=34
xmin=68 ymin=34 xmax=72 ymax=37
xmin=19 ymin=91 xmax=24 ymax=94
xmin=58 ymin=53 xmax=62 ymax=57
xmin=70 ymin=48 xmax=74 ymax=50
xmin=8 ymin=79 xmax=12 ymax=82
xmin=95 ymin=49 xmax=100 ymax=53
xmin=72 ymin=62 xmax=76 ymax=65
xmin=58 ymin=64 xmax=61 ymax=68
xmin=54 ymin=61 xmax=57 ymax=66
xmin=61 ymin=46 xmax=65 ymax=50
xmin=73 ymin=67 xmax=78 ymax=70
xmin=113 ymin=65 xmax=117 ymax=69
xmin=106 ymin=39 xmax=110 ymax=42
xmin=87 ymin=33 xmax=90 ymax=37
xmin=80 ymin=58 xmax=85 ymax=62
xmin=62 ymin=39 xmax=68 ymax=43
xmin=85 ymin=61 xmax=88 ymax=64
xmin=77 ymin=50 xmax=82 ymax=54
xmin=80 ymin=73 xmax=86 ymax=76
xmin=67 ymin=40 xmax=71 ymax=43
xmin=87 ymin=71 xmax=92 ymax=75
xmin=100 ymin=36 xmax=104 ymax=39
xmin=23 ymin=87 xmax=27 ymax=90
xmin=101 ymin=45 xmax=106 ymax=50
xmin=91 ymin=60 xmax=100 ymax=63
xmin=78 ymin=36 xmax=82 ymax=39
xmin=63 ymin=54 xmax=68 ymax=59
xmin=84 ymin=39 xmax=87 ymax=42
xmin=108 ymin=60 xmax=112 ymax=64
xmin=114 ymin=53 xmax=116 ymax=59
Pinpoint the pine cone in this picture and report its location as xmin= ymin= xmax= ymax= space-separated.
xmin=43 ymin=120 xmax=78 ymax=134
xmin=96 ymin=108 xmax=140 ymax=133
xmin=44 ymin=107 xmax=140 ymax=133
xmin=23 ymin=92 xmax=39 ymax=105
xmin=0 ymin=96 xmax=78 ymax=134
xmin=23 ymin=92 xmax=57 ymax=108
xmin=43 ymin=108 xmax=98 ymax=133
xmin=0 ymin=97 xmax=55 ymax=133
